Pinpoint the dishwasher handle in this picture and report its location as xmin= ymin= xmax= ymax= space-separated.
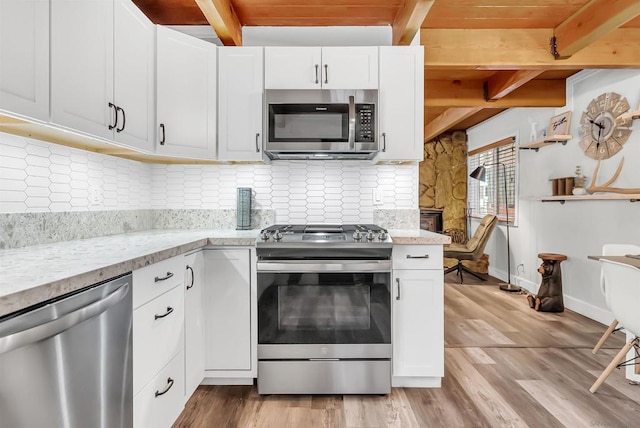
xmin=0 ymin=281 xmax=130 ymax=355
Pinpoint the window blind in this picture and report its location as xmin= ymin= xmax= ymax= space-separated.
xmin=468 ymin=137 xmax=517 ymax=223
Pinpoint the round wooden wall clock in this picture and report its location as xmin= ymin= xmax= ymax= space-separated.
xmin=579 ymin=92 xmax=633 ymax=160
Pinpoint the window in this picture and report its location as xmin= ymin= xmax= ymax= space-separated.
xmin=467 ymin=137 xmax=517 ymax=223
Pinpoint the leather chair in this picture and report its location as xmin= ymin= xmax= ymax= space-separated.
xmin=592 ymin=244 xmax=640 ymax=354
xmin=590 ymin=259 xmax=640 ymax=393
xmin=444 ymin=214 xmax=497 ymax=283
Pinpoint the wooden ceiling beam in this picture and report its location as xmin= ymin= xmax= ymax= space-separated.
xmin=553 ymin=0 xmax=640 ymax=59
xmin=392 ymin=0 xmax=434 ymax=45
xmin=484 ymin=70 xmax=545 ymax=101
xmin=424 ymin=107 xmax=483 ymax=142
xmin=195 ymin=0 xmax=242 ymax=46
xmin=425 ymin=79 xmax=566 ymax=108
xmin=421 ymin=28 xmax=640 ymax=69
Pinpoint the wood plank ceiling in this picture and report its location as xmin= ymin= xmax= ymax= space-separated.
xmin=133 ymin=0 xmax=640 ymax=142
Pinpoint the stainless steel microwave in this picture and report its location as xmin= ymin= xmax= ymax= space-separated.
xmin=264 ymin=90 xmax=378 ymax=160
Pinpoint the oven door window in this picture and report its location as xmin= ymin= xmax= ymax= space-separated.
xmin=268 ymin=104 xmax=349 ymax=142
xmin=258 ymin=272 xmax=391 ymax=344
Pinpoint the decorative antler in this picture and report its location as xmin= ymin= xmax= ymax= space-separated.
xmin=586 ymin=157 xmax=640 ymax=194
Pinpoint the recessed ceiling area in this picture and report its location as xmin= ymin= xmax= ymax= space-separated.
xmin=132 ymin=0 xmax=640 ymax=140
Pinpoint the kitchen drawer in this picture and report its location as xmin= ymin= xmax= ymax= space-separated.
xmin=392 ymin=245 xmax=443 ymax=270
xmin=134 ymin=350 xmax=185 ymax=428
xmin=133 ymin=285 xmax=184 ymax=394
xmin=133 ymin=255 xmax=185 ymax=309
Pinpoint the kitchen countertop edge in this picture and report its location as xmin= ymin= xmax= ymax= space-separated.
xmin=389 ymin=229 xmax=451 ymax=245
xmin=0 ymin=229 xmax=261 ymax=318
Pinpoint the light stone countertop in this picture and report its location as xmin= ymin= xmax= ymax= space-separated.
xmin=0 ymin=229 xmax=261 ymax=318
xmin=0 ymin=227 xmax=448 ymax=318
xmin=389 ymin=229 xmax=451 ymax=245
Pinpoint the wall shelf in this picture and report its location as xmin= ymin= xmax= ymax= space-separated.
xmin=540 ymin=194 xmax=640 ymax=204
xmin=519 ymin=135 xmax=572 ymax=151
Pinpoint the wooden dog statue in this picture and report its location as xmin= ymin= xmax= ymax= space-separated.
xmin=527 ymin=253 xmax=567 ymax=312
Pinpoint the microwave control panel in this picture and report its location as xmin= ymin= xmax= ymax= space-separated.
xmin=355 ymin=104 xmax=375 ymax=142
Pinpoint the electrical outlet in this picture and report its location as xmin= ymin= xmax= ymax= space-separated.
xmin=372 ymin=188 xmax=383 ymax=205
xmin=89 ymin=185 xmax=102 ymax=206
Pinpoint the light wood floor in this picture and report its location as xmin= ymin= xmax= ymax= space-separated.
xmin=174 ymin=272 xmax=640 ymax=428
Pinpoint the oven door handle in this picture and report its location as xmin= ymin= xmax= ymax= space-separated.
xmin=257 ymin=260 xmax=391 ymax=272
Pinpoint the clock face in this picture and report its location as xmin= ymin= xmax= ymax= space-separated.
xmin=579 ymin=92 xmax=632 ymax=160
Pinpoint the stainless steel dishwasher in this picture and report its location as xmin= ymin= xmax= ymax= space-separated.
xmin=0 ymin=273 xmax=133 ymax=428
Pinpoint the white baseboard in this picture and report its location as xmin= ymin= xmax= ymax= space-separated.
xmin=392 ymin=377 xmax=441 ymax=388
xmin=201 ymin=377 xmax=254 ymax=386
xmin=564 ymin=295 xmax=614 ymax=326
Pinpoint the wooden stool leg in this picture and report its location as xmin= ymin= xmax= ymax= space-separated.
xmin=590 ymin=338 xmax=638 ymax=393
xmin=592 ymin=319 xmax=619 ymax=354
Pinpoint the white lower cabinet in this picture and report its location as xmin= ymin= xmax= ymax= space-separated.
xmin=132 ymin=254 xmax=186 ymax=428
xmin=392 ymin=245 xmax=444 ymax=387
xmin=202 ymin=248 xmax=255 ymax=382
xmin=184 ymin=251 xmax=205 ymax=398
xmin=134 ymin=350 xmax=185 ymax=428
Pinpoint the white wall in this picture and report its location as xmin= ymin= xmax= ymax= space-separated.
xmin=0 ymin=132 xmax=418 ymax=223
xmin=467 ymin=69 xmax=640 ymax=324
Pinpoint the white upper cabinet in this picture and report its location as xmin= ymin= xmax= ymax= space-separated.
xmin=50 ymin=0 xmax=155 ymax=152
xmin=113 ymin=0 xmax=155 ymax=151
xmin=217 ymin=47 xmax=264 ymax=162
xmin=51 ymin=0 xmax=114 ymax=140
xmin=376 ymin=46 xmax=424 ymax=162
xmin=264 ymin=46 xmax=378 ymax=90
xmin=0 ymin=0 xmax=50 ymax=122
xmin=156 ymin=26 xmax=216 ymax=159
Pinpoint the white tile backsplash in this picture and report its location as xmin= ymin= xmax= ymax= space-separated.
xmin=0 ymin=132 xmax=419 ymax=222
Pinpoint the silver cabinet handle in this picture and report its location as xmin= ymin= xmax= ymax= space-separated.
xmin=315 ymin=64 xmax=319 ymax=84
xmin=406 ymin=255 xmax=430 ymax=259
xmin=0 ymin=281 xmax=129 ymax=355
xmin=186 ymin=265 xmax=194 ymax=290
xmin=324 ymin=64 xmax=328 ymax=84
xmin=155 ymin=378 xmax=174 ymax=397
xmin=255 ymin=133 xmax=260 ymax=153
xmin=154 ymin=272 xmax=174 ymax=282
xmin=396 ymin=278 xmax=401 ymax=300
xmin=154 ymin=306 xmax=174 ymax=320
xmin=382 ymin=132 xmax=387 ymax=152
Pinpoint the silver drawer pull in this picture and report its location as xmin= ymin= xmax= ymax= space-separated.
xmin=396 ymin=278 xmax=401 ymax=300
xmin=406 ymin=255 xmax=430 ymax=259
xmin=154 ymin=306 xmax=174 ymax=320
xmin=155 ymin=378 xmax=174 ymax=397
xmin=154 ymin=272 xmax=174 ymax=282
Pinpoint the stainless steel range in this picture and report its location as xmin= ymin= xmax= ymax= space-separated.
xmin=256 ymin=224 xmax=392 ymax=395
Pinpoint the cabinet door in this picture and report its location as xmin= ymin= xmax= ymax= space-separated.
xmin=156 ymin=26 xmax=216 ymax=159
xmin=264 ymin=46 xmax=321 ymax=89
xmin=0 ymin=0 xmax=49 ymax=122
xmin=51 ymin=0 xmax=114 ymax=139
xmin=203 ymin=249 xmax=251 ymax=371
xmin=184 ymin=251 xmax=204 ymax=398
xmin=321 ymin=47 xmax=378 ymax=90
xmin=376 ymin=46 xmax=424 ymax=162
xmin=218 ymin=47 xmax=264 ymax=161
xmin=392 ymin=269 xmax=443 ymax=377
xmin=113 ymin=0 xmax=155 ymax=152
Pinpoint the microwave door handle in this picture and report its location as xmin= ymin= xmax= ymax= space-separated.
xmin=348 ymin=96 xmax=355 ymax=150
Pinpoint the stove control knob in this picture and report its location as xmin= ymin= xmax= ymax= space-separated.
xmin=272 ymin=230 xmax=283 ymax=241
xmin=379 ymin=231 xmax=388 ymax=240
xmin=353 ymin=231 xmax=363 ymax=241
xmin=366 ymin=230 xmax=376 ymax=241
xmin=260 ymin=231 xmax=271 ymax=241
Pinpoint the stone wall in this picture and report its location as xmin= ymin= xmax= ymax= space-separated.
xmin=419 ymin=131 xmax=468 ymax=234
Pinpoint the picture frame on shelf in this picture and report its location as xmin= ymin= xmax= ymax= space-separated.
xmin=547 ymin=111 xmax=572 ymax=136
